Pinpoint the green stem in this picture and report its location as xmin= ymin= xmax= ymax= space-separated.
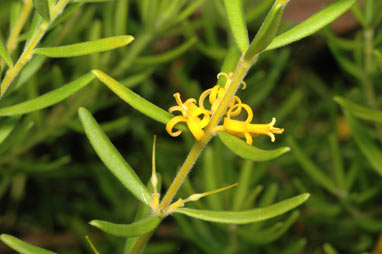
xmin=130 ymin=231 xmax=154 ymax=254
xmin=0 ymin=0 xmax=70 ymax=97
xmin=0 ymin=0 xmax=33 ymax=76
xmin=112 ymin=33 xmax=153 ymax=77
xmin=362 ymin=28 xmax=382 ymax=141
xmin=131 ymin=56 xmax=253 ymax=253
xmin=160 ymin=56 xmax=251 ymax=209
xmin=6 ymin=0 xmax=34 ymax=53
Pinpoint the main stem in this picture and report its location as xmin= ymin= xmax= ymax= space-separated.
xmin=129 ymin=57 xmax=252 ymax=254
xmin=363 ymin=28 xmax=382 ymax=141
xmin=159 ymin=57 xmax=251 ymax=209
xmin=0 ymin=0 xmax=70 ymax=96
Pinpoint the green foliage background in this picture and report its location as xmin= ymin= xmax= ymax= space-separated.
xmin=0 ymin=0 xmax=381 ymax=253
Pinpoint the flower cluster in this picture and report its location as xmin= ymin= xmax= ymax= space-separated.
xmin=166 ymin=72 xmax=284 ymax=144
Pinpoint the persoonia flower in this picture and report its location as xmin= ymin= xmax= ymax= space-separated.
xmin=220 ymin=103 xmax=284 ymax=145
xmin=166 ymin=93 xmax=210 ymax=141
xmin=199 ymin=72 xmax=246 ymax=117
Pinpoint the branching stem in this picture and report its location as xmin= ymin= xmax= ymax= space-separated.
xmin=0 ymin=0 xmax=70 ymax=97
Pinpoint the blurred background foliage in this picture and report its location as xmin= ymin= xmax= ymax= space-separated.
xmin=0 ymin=0 xmax=381 ymax=253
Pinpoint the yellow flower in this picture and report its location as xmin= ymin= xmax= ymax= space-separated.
xmin=166 ymin=93 xmax=210 ymax=141
xmin=166 ymin=72 xmax=284 ymax=144
xmin=221 ymin=103 xmax=284 ymax=145
xmin=199 ymin=72 xmax=245 ymax=117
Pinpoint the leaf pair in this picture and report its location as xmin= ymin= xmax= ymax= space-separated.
xmin=224 ymin=0 xmax=357 ymax=59
xmin=335 ymin=96 xmax=382 ymax=176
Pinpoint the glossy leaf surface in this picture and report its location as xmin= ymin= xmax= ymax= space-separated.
xmin=266 ymin=0 xmax=357 ymax=50
xmin=0 ymin=73 xmax=95 ymax=116
xmin=90 ymin=216 xmax=160 ymax=237
xmin=174 ymin=193 xmax=309 ymax=224
xmin=218 ymin=132 xmax=290 ymax=161
xmin=92 ymin=70 xmax=173 ymax=125
xmin=78 ymin=107 xmax=152 ymax=204
xmin=35 ymin=36 xmax=134 ymax=57
xmin=334 ymin=96 xmax=382 ymax=123
xmin=223 ymin=0 xmax=248 ymax=53
xmin=1 ymin=234 xmax=57 ymax=254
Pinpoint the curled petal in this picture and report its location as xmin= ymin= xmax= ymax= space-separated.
xmin=185 ymin=98 xmax=197 ymax=105
xmin=198 ymin=112 xmax=210 ymax=128
xmin=228 ymin=96 xmax=242 ymax=117
xmin=227 ymin=103 xmax=253 ymax=123
xmin=187 ymin=119 xmax=206 ymax=141
xmin=199 ymin=88 xmax=212 ymax=111
xmin=240 ymin=80 xmax=247 ymax=90
xmin=217 ymin=72 xmax=230 ymax=80
xmin=166 ymin=116 xmax=186 ymax=137
xmin=209 ymin=85 xmax=220 ymax=104
xmin=169 ymin=106 xmax=183 ymax=114
xmin=244 ymin=132 xmax=253 ymax=145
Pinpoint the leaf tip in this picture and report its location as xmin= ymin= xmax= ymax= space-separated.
xmin=89 ymin=220 xmax=100 ymax=228
xmin=301 ymin=193 xmax=310 ymax=202
xmin=282 ymin=146 xmax=291 ymax=153
xmin=276 ymin=0 xmax=290 ymax=5
xmin=123 ymin=35 xmax=135 ymax=44
xmin=78 ymin=107 xmax=87 ymax=115
xmin=0 ymin=234 xmax=11 ymax=243
xmin=333 ymin=96 xmax=341 ymax=104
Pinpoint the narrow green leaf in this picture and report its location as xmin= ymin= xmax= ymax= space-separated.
xmin=0 ymin=116 xmax=20 ymax=144
xmin=334 ymin=96 xmax=382 ymax=123
xmin=0 ymin=121 xmax=34 ymax=155
xmin=120 ymin=69 xmax=154 ymax=89
xmin=34 ymin=35 xmax=134 ymax=57
xmin=0 ymin=73 xmax=95 ymax=116
xmin=71 ymin=0 xmax=111 ymax=2
xmin=329 ymin=134 xmax=346 ymax=191
xmin=327 ymin=41 xmax=363 ymax=79
xmin=1 ymin=234 xmax=57 ymax=254
xmin=350 ymin=4 xmax=366 ymax=27
xmin=90 ymin=216 xmax=160 ymax=237
xmin=0 ymin=32 xmax=13 ymax=67
xmin=323 ymin=243 xmax=339 ymax=254
xmin=174 ymin=193 xmax=309 ymax=224
xmin=218 ymin=132 xmax=290 ymax=161
xmin=344 ymin=111 xmax=382 ymax=176
xmin=375 ymin=50 xmax=382 ymax=70
xmin=258 ymin=183 xmax=278 ymax=207
xmin=246 ymin=0 xmax=274 ymax=23
xmin=26 ymin=11 xmax=43 ymax=47
xmin=217 ymin=45 xmax=241 ymax=87
xmin=283 ymin=239 xmax=307 ymax=254
xmin=14 ymin=156 xmax=71 ymax=173
xmin=203 ymin=147 xmax=222 ymax=210
xmin=233 ymin=160 xmax=254 ymax=210
xmin=266 ymin=0 xmax=357 ymax=51
xmin=171 ymin=0 xmax=206 ymax=28
xmin=92 ymin=70 xmax=173 ymax=125
xmin=223 ymin=0 xmax=249 ymax=53
xmin=136 ymin=37 xmax=197 ymax=65
xmin=287 ymin=136 xmax=346 ymax=197
xmin=32 ymin=0 xmax=50 ymax=20
xmin=15 ymin=55 xmax=45 ymax=90
xmin=78 ymin=107 xmax=152 ymax=204
xmin=245 ymin=0 xmax=288 ymax=61
xmin=239 ymin=210 xmax=300 ymax=244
